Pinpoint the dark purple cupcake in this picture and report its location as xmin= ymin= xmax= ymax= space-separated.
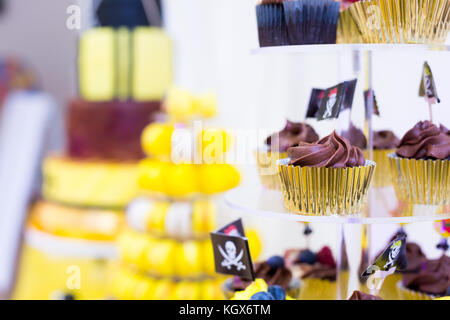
xmin=256 ymin=0 xmax=289 ymax=47
xmin=283 ymin=0 xmax=340 ymax=45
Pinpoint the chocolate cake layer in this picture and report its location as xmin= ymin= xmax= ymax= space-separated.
xmin=68 ymin=99 xmax=161 ymax=160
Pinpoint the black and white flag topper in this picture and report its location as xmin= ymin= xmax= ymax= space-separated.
xmin=210 ymin=219 xmax=254 ymax=281
xmin=361 ymin=234 xmax=407 ymax=278
xmin=363 ymin=89 xmax=380 ymax=118
xmin=419 ymin=61 xmax=440 ymax=104
xmin=306 ymin=88 xmax=325 ymax=118
xmin=342 ymin=79 xmax=357 ymax=111
xmin=316 ymin=82 xmax=346 ymax=121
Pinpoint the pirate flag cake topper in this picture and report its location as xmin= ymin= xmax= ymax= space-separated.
xmin=306 ymin=88 xmax=325 ymax=118
xmin=361 ymin=234 xmax=407 ymax=278
xmin=419 ymin=61 xmax=440 ymax=104
xmin=316 ymin=82 xmax=346 ymax=121
xmin=210 ymin=219 xmax=255 ymax=281
xmin=342 ymin=79 xmax=357 ymax=111
xmin=419 ymin=61 xmax=440 ymax=123
xmin=363 ymin=89 xmax=380 ymax=118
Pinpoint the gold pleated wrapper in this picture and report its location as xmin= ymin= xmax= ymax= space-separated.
xmin=364 ymin=149 xmax=395 ymax=188
xmin=299 ymin=271 xmax=349 ymax=300
xmin=388 ymin=154 xmax=449 ymax=205
xmin=254 ymin=150 xmax=287 ymax=190
xmin=337 ymin=9 xmax=364 ymax=43
xmin=278 ymin=159 xmax=376 ymax=216
xmin=396 ymin=282 xmax=435 ymax=300
xmin=348 ymin=0 xmax=450 ymax=44
xmin=359 ymin=273 xmax=402 ymax=300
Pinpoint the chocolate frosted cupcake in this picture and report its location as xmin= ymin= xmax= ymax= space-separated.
xmin=256 ymin=120 xmax=319 ymax=190
xmin=256 ymin=0 xmax=289 ymax=47
xmin=278 ymin=131 xmax=375 ymax=215
xmin=369 ymin=130 xmax=400 ymax=188
xmin=285 ymin=246 xmax=348 ymax=300
xmin=342 ymin=123 xmax=367 ymax=150
xmin=223 ymin=256 xmax=300 ymax=299
xmin=398 ymin=255 xmax=450 ymax=300
xmin=389 ymin=121 xmax=450 ymax=205
xmin=266 ymin=120 xmax=319 ymax=152
xmin=348 ymin=290 xmax=383 ymax=300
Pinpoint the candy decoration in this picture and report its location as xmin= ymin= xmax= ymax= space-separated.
xmin=434 ymin=219 xmax=450 ymax=238
xmin=298 ymin=250 xmax=317 ymax=265
xmin=267 ymin=256 xmax=285 ymax=270
xmin=317 ymin=246 xmax=336 ymax=268
xmin=250 ymin=291 xmax=274 ymax=300
xmin=268 ymin=285 xmax=286 ymax=300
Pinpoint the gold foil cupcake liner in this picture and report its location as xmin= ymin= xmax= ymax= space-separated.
xmin=348 ymin=0 xmax=450 ymax=44
xmin=255 ymin=150 xmax=287 ymax=190
xmin=388 ymin=154 xmax=449 ymax=205
xmin=278 ymin=159 xmax=376 ymax=216
xmin=359 ymin=273 xmax=402 ymax=299
xmin=364 ymin=149 xmax=395 ymax=188
xmin=396 ymin=281 xmax=435 ymax=300
xmin=298 ymin=275 xmax=348 ymax=300
xmin=337 ymin=9 xmax=364 ymax=43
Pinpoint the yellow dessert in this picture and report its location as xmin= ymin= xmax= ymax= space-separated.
xmin=29 ymin=201 xmax=124 ymax=241
xmin=42 ymin=155 xmax=139 ymax=208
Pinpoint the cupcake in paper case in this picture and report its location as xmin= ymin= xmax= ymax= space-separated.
xmin=283 ymin=0 xmax=340 ymax=45
xmin=223 ymin=255 xmax=300 ymax=299
xmin=397 ymin=254 xmax=450 ymax=300
xmin=231 ymin=279 xmax=295 ymax=300
xmin=389 ymin=121 xmax=450 ymax=206
xmin=285 ymin=246 xmax=348 ymax=300
xmin=278 ymin=131 xmax=375 ymax=216
xmin=256 ymin=0 xmax=289 ymax=47
xmin=256 ymin=120 xmax=319 ymax=190
xmin=341 ymin=123 xmax=367 ymax=150
xmin=366 ymin=130 xmax=400 ymax=188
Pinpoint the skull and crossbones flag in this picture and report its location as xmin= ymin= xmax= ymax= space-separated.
xmin=210 ymin=219 xmax=255 ymax=280
xmin=306 ymin=88 xmax=325 ymax=118
xmin=342 ymin=79 xmax=357 ymax=111
xmin=316 ymin=82 xmax=346 ymax=121
xmin=419 ymin=61 xmax=440 ymax=104
xmin=361 ymin=234 xmax=407 ymax=278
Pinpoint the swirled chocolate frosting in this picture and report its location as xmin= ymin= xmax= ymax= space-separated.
xmin=440 ymin=124 xmax=450 ymax=135
xmin=297 ymin=263 xmax=336 ymax=281
xmin=402 ymin=243 xmax=427 ymax=273
xmin=373 ymin=130 xmax=400 ymax=150
xmin=231 ymin=261 xmax=292 ymax=291
xmin=396 ymin=121 xmax=450 ymax=160
xmin=402 ymin=255 xmax=450 ymax=296
xmin=287 ymin=131 xmax=365 ymax=168
xmin=348 ymin=290 xmax=382 ymax=300
xmin=342 ymin=123 xmax=367 ymax=149
xmin=266 ymin=120 xmax=319 ymax=152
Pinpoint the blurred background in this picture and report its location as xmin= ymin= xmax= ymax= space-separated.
xmin=0 ymin=0 xmax=448 ymax=299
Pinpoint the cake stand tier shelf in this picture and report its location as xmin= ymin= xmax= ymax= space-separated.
xmin=225 ymin=184 xmax=450 ymax=224
xmin=252 ymin=43 xmax=450 ymax=55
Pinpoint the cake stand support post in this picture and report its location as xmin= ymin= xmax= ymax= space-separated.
xmin=335 ymin=223 xmax=347 ymax=300
xmin=362 ymin=50 xmax=375 ymax=294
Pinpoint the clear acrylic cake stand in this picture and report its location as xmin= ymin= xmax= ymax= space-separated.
xmin=225 ymin=44 xmax=450 ymax=300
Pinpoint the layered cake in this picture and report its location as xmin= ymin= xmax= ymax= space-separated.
xmin=110 ymin=90 xmax=247 ymax=300
xmin=13 ymin=26 xmax=172 ymax=300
